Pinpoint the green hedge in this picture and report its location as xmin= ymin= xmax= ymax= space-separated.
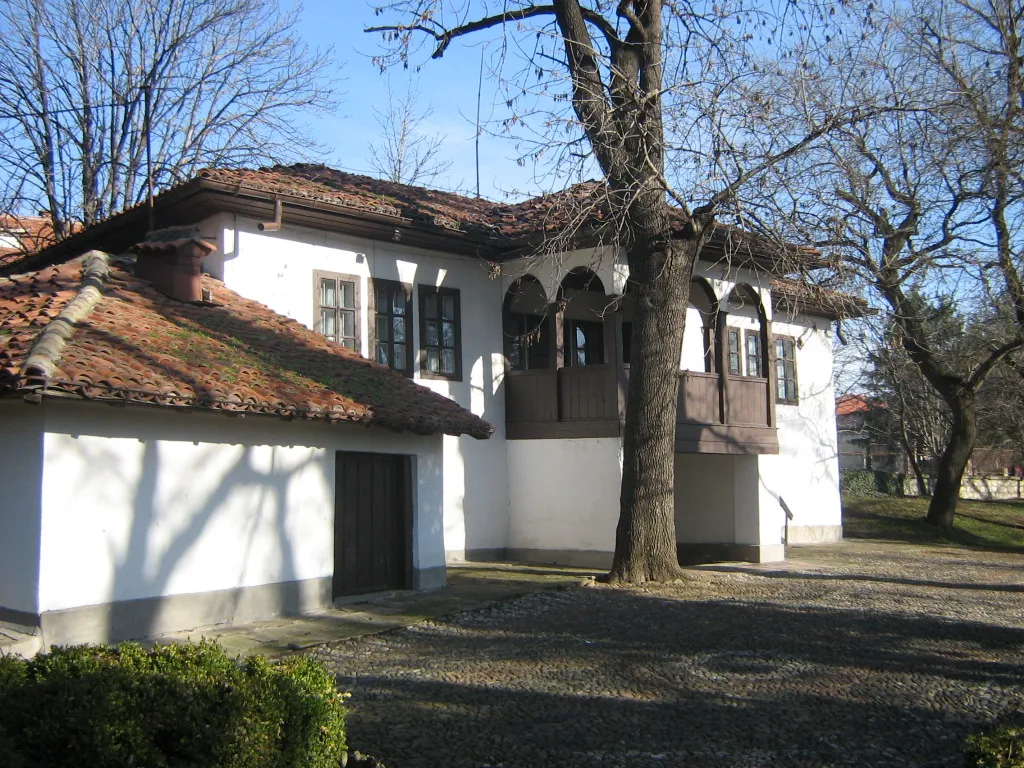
xmin=840 ymin=469 xmax=905 ymax=497
xmin=0 ymin=640 xmax=346 ymax=768
xmin=966 ymin=725 xmax=1024 ymax=768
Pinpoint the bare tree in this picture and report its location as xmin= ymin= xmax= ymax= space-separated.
xmin=0 ymin=0 xmax=337 ymax=238
xmin=367 ymin=1 xmax=873 ymax=582
xmin=767 ymin=0 xmax=1024 ymax=528
xmin=367 ymin=78 xmax=453 ymax=186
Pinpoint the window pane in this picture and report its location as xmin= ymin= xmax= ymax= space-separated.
xmin=376 ymin=315 xmax=390 ymax=341
xmin=576 ymin=326 xmax=586 ymax=349
xmin=442 ymin=349 xmax=456 ymax=374
xmin=320 ymin=309 xmax=336 ymax=339
xmin=320 ymin=278 xmax=336 ymax=308
xmin=342 ymin=337 xmax=357 ymax=351
xmin=377 ymin=344 xmax=389 ymax=366
xmin=576 ymin=348 xmax=588 ymax=366
xmin=509 ymin=339 xmax=522 ymax=369
xmin=340 ymin=310 xmax=355 ymax=338
xmin=426 ymin=348 xmax=439 ymax=373
xmin=441 ymin=320 xmax=455 ymax=347
xmin=729 ymin=331 xmax=739 ymax=353
xmin=424 ymin=292 xmax=437 ymax=319
xmin=393 ymin=316 xmax=406 ymax=343
xmin=425 ymin=319 xmax=438 ymax=346
xmin=341 ymin=281 xmax=355 ymax=309
xmin=776 ymin=339 xmax=786 ymax=359
xmin=392 ymin=290 xmax=406 ymax=315
xmin=393 ymin=343 xmax=406 ymax=369
xmin=442 ymin=294 xmax=455 ymax=320
xmin=376 ymin=285 xmax=387 ymax=310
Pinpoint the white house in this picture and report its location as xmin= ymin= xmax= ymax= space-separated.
xmin=1 ymin=164 xmax=864 ymax=647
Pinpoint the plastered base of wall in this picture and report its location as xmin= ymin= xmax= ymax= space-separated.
xmin=413 ymin=566 xmax=447 ymax=591
xmin=506 ymin=548 xmax=613 ymax=570
xmin=38 ymin=576 xmax=332 ymax=647
xmin=786 ymin=524 xmax=843 ymax=544
xmin=446 ymin=548 xmax=507 ymax=564
xmin=677 ymin=543 xmax=785 ymax=565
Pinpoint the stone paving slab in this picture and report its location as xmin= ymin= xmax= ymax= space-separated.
xmin=155 ymin=562 xmax=599 ymax=658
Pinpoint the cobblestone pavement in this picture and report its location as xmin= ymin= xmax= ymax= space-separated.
xmin=313 ymin=542 xmax=1024 ymax=768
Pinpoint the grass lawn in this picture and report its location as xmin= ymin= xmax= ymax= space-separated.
xmin=842 ymin=494 xmax=1024 ymax=553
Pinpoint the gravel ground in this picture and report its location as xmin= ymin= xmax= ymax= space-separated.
xmin=314 ymin=543 xmax=1024 ymax=768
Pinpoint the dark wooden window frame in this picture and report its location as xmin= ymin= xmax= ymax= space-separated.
xmin=727 ymin=328 xmax=742 ymax=375
xmin=504 ymin=310 xmax=551 ymax=371
xmin=744 ymin=329 xmax=762 ymax=377
xmin=563 ymin=317 xmax=605 ymax=367
xmin=313 ymin=270 xmax=360 ymax=352
xmin=703 ymin=319 xmax=716 ymax=373
xmin=418 ymin=284 xmax=463 ymax=381
xmin=774 ymin=335 xmax=799 ymax=404
xmin=369 ymin=278 xmax=414 ymax=377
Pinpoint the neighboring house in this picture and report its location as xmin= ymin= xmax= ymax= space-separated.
xmin=0 ymin=244 xmax=490 ymax=647
xmin=835 ymin=395 xmax=905 ymax=473
xmin=0 ymin=214 xmax=61 ymax=269
xmin=1 ymin=164 xmax=866 ymax=645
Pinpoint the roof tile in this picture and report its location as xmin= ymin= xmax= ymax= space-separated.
xmin=0 ymin=254 xmax=493 ymax=439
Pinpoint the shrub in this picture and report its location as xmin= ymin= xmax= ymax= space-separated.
xmin=840 ymin=469 xmax=905 ymax=497
xmin=966 ymin=726 xmax=1024 ymax=768
xmin=0 ymin=640 xmax=346 ymax=768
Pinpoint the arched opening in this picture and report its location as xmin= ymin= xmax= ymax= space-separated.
xmin=720 ymin=284 xmax=767 ymax=378
xmin=503 ymin=276 xmax=550 ymax=371
xmin=558 ymin=268 xmax=608 ymax=367
xmin=684 ymin=278 xmax=719 ymax=373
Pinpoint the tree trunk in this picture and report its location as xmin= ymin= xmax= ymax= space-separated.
xmin=926 ymin=391 xmax=977 ymax=528
xmin=609 ymin=232 xmax=698 ymax=583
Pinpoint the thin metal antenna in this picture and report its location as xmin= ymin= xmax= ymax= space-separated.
xmin=475 ymin=49 xmax=483 ymax=199
xmin=143 ymin=83 xmax=154 ymax=233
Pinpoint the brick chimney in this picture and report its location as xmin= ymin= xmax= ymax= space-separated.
xmin=132 ymin=228 xmax=216 ymax=303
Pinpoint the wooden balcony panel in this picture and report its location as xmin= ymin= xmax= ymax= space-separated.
xmin=678 ymin=371 xmax=721 ymax=424
xmin=558 ymin=364 xmax=618 ymax=422
xmin=727 ymin=375 xmax=769 ymax=425
xmin=505 ymin=369 xmax=558 ymax=425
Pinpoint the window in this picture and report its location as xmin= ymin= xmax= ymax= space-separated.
xmin=775 ymin=336 xmax=799 ymax=403
xmin=372 ymin=279 xmax=413 ymax=375
xmin=504 ymin=311 xmax=550 ymax=370
xmin=727 ymin=329 xmax=741 ymax=375
xmin=703 ymin=322 xmax=716 ymax=373
xmin=315 ymin=272 xmax=358 ymax=351
xmin=745 ymin=330 xmax=762 ymax=377
xmin=564 ymin=319 xmax=604 ymax=366
xmin=419 ymin=285 xmax=462 ymax=380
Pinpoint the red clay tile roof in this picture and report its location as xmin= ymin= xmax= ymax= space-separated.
xmin=202 ymin=165 xmax=507 ymax=238
xmin=0 ymin=252 xmax=494 ymax=438
xmin=770 ymin=278 xmax=872 ymax=319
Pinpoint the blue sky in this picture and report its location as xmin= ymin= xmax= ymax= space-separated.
xmin=296 ymin=1 xmax=561 ymax=201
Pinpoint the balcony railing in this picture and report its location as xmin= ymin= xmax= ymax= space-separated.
xmin=505 ymin=365 xmax=778 ymax=454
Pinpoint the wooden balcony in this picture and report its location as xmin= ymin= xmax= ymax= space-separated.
xmin=505 ymin=366 xmax=778 ymax=454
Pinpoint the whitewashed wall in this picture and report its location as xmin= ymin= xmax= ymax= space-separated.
xmin=506 ymin=437 xmax=622 ymax=566
xmin=760 ymin=314 xmax=842 ymax=542
xmin=35 ymin=401 xmax=445 ymax=615
xmin=202 ymin=214 xmax=510 ymax=556
xmin=0 ymin=402 xmax=45 ymax=616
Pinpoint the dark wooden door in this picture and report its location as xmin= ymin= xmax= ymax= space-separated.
xmin=333 ymin=451 xmax=412 ymax=598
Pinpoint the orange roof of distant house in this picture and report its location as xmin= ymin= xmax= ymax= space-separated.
xmin=0 ymin=252 xmax=494 ymax=439
xmin=836 ymin=394 xmax=874 ymax=416
xmin=0 ymin=214 xmax=63 ymax=269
